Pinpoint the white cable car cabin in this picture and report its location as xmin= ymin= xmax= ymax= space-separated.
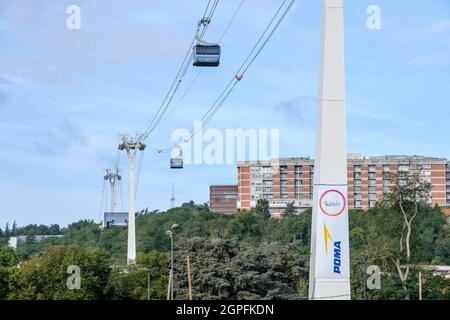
xmin=193 ymin=44 xmax=221 ymax=67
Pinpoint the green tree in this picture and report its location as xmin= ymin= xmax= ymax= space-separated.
xmin=173 ymin=237 xmax=308 ymax=300
xmin=283 ymin=201 xmax=296 ymax=217
xmin=8 ymin=245 xmax=112 ymax=300
xmin=0 ymin=246 xmax=18 ymax=299
xmin=254 ymin=199 xmax=271 ymax=219
xmin=385 ymin=167 xmax=432 ymax=299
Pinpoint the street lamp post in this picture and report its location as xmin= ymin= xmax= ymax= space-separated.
xmin=147 ymin=272 xmax=151 ymax=301
xmin=166 ymin=224 xmax=180 ymax=300
xmin=361 ymin=253 xmax=368 ymax=300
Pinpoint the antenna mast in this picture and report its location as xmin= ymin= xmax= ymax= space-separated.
xmin=170 ymin=183 xmax=175 ymax=209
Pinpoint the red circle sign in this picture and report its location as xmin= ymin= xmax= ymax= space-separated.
xmin=319 ymin=189 xmax=346 ymax=217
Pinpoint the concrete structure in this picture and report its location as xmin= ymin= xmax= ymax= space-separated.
xmin=118 ymin=133 xmax=146 ymax=265
xmin=103 ymin=212 xmax=129 ymax=229
xmin=209 ymin=185 xmax=238 ymax=214
xmin=236 ymin=155 xmax=450 ymax=217
xmin=308 ymin=0 xmax=350 ymax=300
xmin=8 ymin=235 xmax=64 ymax=250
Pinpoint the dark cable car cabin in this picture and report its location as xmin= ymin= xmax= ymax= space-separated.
xmin=170 ymin=157 xmax=183 ymax=169
xmin=170 ymin=145 xmax=183 ymax=169
xmin=193 ymin=44 xmax=221 ymax=67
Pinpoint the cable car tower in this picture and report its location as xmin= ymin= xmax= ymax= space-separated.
xmin=104 ymin=168 xmax=121 ymax=213
xmin=118 ymin=133 xmax=146 ymax=265
xmin=309 ymin=0 xmax=351 ymax=300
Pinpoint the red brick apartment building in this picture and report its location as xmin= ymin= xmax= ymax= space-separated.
xmin=230 ymin=154 xmax=450 ymax=218
xmin=209 ymin=185 xmax=238 ymax=214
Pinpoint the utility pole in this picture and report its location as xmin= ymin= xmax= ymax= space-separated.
xmin=170 ymin=183 xmax=175 ymax=209
xmin=309 ymin=0 xmax=351 ymax=300
xmin=187 ymin=255 xmax=193 ymax=300
xmin=147 ymin=272 xmax=151 ymax=301
xmin=419 ymin=272 xmax=422 ymax=300
xmin=104 ymin=168 xmax=121 ymax=213
xmin=118 ymin=133 xmax=146 ymax=265
xmin=166 ymin=224 xmax=179 ymax=300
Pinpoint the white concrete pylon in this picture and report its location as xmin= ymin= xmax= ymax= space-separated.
xmin=308 ymin=0 xmax=351 ymax=300
xmin=127 ymin=152 xmax=136 ymax=264
xmin=118 ymin=133 xmax=145 ymax=265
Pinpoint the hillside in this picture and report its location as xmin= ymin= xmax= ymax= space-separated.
xmin=1 ymin=201 xmax=450 ymax=300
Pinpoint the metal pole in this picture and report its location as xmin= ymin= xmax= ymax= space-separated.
xmin=147 ymin=272 xmax=151 ymax=300
xmin=419 ymin=272 xmax=422 ymax=300
xmin=363 ymin=256 xmax=367 ymax=300
xmin=187 ymin=255 xmax=193 ymax=300
xmin=171 ymin=234 xmax=174 ymax=300
xmin=166 ymin=270 xmax=171 ymax=300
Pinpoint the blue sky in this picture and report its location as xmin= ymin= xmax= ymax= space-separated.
xmin=0 ymin=0 xmax=449 ymax=228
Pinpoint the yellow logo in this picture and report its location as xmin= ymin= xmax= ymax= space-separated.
xmin=323 ymin=223 xmax=333 ymax=254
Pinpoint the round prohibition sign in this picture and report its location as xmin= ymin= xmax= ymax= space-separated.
xmin=319 ymin=189 xmax=346 ymax=217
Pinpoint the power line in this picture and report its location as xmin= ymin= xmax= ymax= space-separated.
xmin=135 ymin=149 xmax=145 ymax=199
xmin=190 ymin=0 xmax=295 ymax=142
xmin=149 ymin=0 xmax=295 ymax=154
xmin=200 ymin=0 xmax=220 ymax=39
xmin=141 ymin=0 xmax=220 ymax=140
xmin=158 ymin=70 xmax=203 ymax=126
xmin=218 ymin=0 xmax=245 ymax=43
xmin=144 ymin=0 xmax=221 ymax=137
xmin=99 ymin=179 xmax=106 ymax=222
xmin=156 ymin=0 xmax=246 ymax=129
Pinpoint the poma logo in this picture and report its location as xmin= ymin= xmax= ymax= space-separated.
xmin=333 ymin=241 xmax=342 ymax=274
xmin=323 ymin=224 xmax=342 ymax=274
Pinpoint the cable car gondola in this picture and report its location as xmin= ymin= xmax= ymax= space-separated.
xmin=193 ymin=44 xmax=221 ymax=67
xmin=193 ymin=17 xmax=221 ymax=67
xmin=170 ymin=145 xmax=183 ymax=169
